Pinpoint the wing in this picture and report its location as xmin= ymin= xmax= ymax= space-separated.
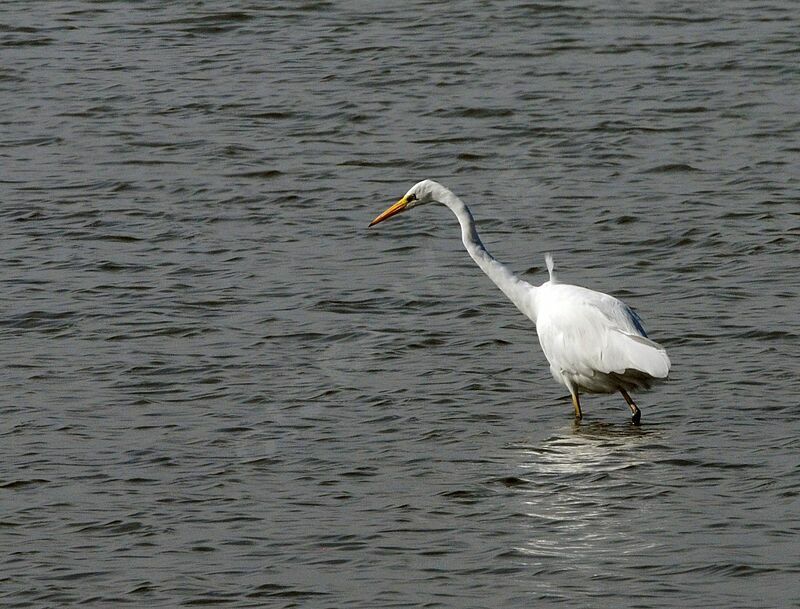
xmin=535 ymin=284 xmax=670 ymax=380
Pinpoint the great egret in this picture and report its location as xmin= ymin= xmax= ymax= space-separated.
xmin=369 ymin=180 xmax=670 ymax=424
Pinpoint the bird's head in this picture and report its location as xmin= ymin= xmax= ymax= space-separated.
xmin=368 ymin=179 xmax=442 ymax=227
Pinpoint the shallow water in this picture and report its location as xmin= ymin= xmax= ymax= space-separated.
xmin=1 ymin=2 xmax=799 ymax=607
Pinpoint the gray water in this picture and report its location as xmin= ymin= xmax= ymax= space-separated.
xmin=2 ymin=2 xmax=799 ymax=607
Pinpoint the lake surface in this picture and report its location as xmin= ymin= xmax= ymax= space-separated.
xmin=1 ymin=1 xmax=799 ymax=607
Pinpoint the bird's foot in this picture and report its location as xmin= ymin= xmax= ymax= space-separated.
xmin=631 ymin=409 xmax=641 ymax=426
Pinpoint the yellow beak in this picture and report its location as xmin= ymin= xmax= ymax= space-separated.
xmin=369 ymin=196 xmax=408 ymax=227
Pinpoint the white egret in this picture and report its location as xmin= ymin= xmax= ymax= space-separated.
xmin=369 ymin=180 xmax=670 ymax=424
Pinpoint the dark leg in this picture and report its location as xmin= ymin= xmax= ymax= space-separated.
xmin=619 ymin=388 xmax=641 ymax=425
xmin=570 ymin=389 xmax=583 ymax=420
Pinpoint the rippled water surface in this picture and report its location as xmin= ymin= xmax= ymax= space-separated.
xmin=2 ymin=2 xmax=799 ymax=607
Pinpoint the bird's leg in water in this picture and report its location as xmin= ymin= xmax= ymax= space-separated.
xmin=570 ymin=391 xmax=582 ymax=420
xmin=619 ymin=388 xmax=641 ymax=425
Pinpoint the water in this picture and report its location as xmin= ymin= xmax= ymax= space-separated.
xmin=2 ymin=2 xmax=799 ymax=607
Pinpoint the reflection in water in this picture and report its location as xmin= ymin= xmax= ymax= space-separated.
xmin=512 ymin=425 xmax=661 ymax=586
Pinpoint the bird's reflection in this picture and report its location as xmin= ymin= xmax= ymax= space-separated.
xmin=570 ymin=418 xmax=656 ymax=440
xmin=508 ymin=421 xmax=662 ymax=578
xmin=518 ymin=419 xmax=658 ymax=474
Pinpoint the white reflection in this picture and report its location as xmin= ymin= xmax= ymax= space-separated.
xmin=511 ymin=423 xmax=661 ymax=581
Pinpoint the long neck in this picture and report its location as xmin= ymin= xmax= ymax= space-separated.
xmin=438 ymin=189 xmax=536 ymax=318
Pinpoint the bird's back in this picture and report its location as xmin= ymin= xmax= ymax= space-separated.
xmin=534 ymin=281 xmax=670 ymax=394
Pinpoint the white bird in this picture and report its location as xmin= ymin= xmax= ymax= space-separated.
xmin=369 ymin=180 xmax=670 ymax=424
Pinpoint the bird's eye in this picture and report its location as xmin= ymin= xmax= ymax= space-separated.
xmin=407 ymin=193 xmax=417 ymax=202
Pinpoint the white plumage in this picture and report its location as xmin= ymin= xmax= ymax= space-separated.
xmin=369 ymin=180 xmax=670 ymax=423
